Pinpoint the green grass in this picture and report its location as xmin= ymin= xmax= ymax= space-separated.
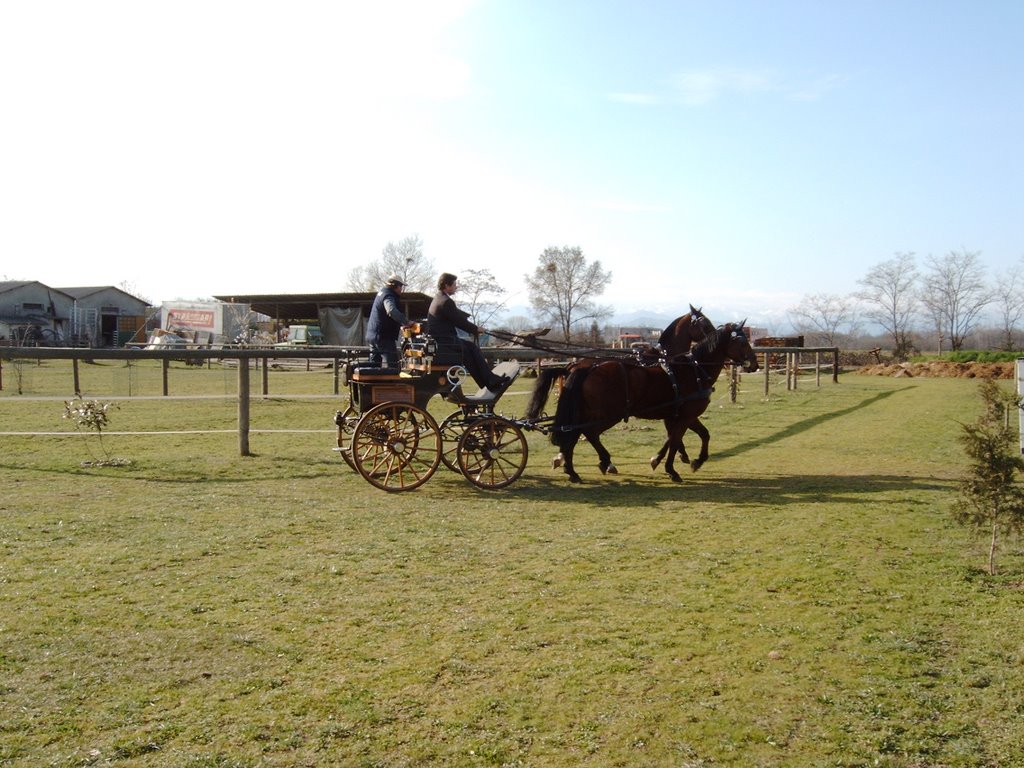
xmin=2 ymin=371 xmax=1024 ymax=766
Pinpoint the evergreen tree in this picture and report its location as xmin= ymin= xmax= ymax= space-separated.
xmin=954 ymin=378 xmax=1024 ymax=574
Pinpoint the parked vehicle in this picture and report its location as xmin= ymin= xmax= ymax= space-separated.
xmin=275 ymin=325 xmax=324 ymax=347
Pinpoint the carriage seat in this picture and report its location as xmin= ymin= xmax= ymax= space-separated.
xmin=449 ymin=361 xmax=521 ymax=403
xmin=350 ymin=363 xmax=402 ymax=379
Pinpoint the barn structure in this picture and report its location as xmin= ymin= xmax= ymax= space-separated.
xmin=213 ymin=291 xmax=433 ymax=346
xmin=0 ymin=281 xmax=152 ymax=347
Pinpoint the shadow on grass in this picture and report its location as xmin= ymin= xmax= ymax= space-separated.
xmin=721 ymin=387 xmax=904 ymax=460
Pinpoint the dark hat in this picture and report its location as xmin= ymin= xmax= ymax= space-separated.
xmin=386 ymin=274 xmax=406 ymax=287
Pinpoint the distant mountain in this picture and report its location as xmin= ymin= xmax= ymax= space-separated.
xmin=495 ymin=304 xmax=792 ymax=334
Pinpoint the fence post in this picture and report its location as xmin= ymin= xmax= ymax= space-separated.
xmin=238 ymin=358 xmax=251 ymax=456
xmin=162 ymin=359 xmax=169 ymax=397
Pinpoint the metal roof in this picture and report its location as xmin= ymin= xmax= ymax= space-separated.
xmin=212 ymin=292 xmax=433 ymax=324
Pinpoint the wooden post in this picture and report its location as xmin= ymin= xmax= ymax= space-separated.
xmin=815 ymin=351 xmax=821 ymax=387
xmin=763 ymin=352 xmax=769 ymax=398
xmin=162 ymin=359 xmax=169 ymax=396
xmin=792 ymin=352 xmax=798 ymax=390
xmin=833 ymin=348 xmax=840 ymax=383
xmin=72 ymin=358 xmax=80 ymax=396
xmin=262 ymin=357 xmax=269 ymax=397
xmin=333 ymin=357 xmax=340 ymax=395
xmin=238 ymin=358 xmax=251 ymax=456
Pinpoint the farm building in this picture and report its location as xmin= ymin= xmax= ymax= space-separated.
xmin=0 ymin=281 xmax=75 ymax=345
xmin=58 ymin=286 xmax=152 ymax=346
xmin=0 ymin=281 xmax=151 ymax=347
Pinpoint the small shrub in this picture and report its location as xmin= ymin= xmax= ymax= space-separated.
xmin=62 ymin=397 xmax=131 ymax=467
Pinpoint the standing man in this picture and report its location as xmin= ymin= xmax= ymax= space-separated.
xmin=365 ymin=274 xmax=410 ymax=368
xmin=427 ymin=272 xmax=507 ymax=390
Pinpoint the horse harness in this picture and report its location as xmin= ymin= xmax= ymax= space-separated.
xmin=589 ymin=351 xmax=716 ymax=428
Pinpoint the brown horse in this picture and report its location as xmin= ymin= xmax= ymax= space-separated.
xmin=527 ymin=322 xmax=758 ymax=483
xmin=527 ymin=305 xmax=716 ymax=475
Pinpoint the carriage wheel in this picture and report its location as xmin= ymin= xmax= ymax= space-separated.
xmin=438 ymin=410 xmax=467 ymax=472
xmin=456 ymin=417 xmax=529 ymax=490
xmin=334 ymin=404 xmax=359 ymax=470
xmin=351 ymin=403 xmax=441 ymax=492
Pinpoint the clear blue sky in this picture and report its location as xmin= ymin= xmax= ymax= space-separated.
xmin=2 ymin=1 xmax=1021 ymax=328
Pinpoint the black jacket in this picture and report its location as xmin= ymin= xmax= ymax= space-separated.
xmin=427 ymin=292 xmax=477 ymax=344
xmin=366 ymin=286 xmax=408 ymax=345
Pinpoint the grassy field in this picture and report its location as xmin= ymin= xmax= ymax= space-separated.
xmin=2 ymin=363 xmax=1023 ymax=767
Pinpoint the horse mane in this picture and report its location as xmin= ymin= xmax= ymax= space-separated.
xmin=690 ymin=323 xmax=731 ymax=360
xmin=658 ymin=305 xmax=714 ymax=351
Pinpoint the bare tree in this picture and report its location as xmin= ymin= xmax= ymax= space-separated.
xmin=856 ymin=252 xmax=918 ymax=361
xmin=788 ymin=293 xmax=858 ymax=346
xmin=455 ymin=268 xmax=508 ymax=335
xmin=345 ymin=234 xmax=436 ymax=293
xmin=524 ymin=246 xmax=612 ymax=342
xmin=992 ymin=257 xmax=1024 ymax=351
xmin=919 ymin=249 xmax=992 ymax=352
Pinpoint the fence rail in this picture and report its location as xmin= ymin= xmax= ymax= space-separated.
xmin=1 ymin=344 xmax=838 ymax=455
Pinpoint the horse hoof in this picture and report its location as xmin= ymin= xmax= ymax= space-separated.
xmin=669 ymin=473 xmax=682 ymax=483
xmin=552 ymin=454 xmax=563 ymax=469
xmin=691 ymin=459 xmax=705 ymax=472
xmin=569 ymin=474 xmax=583 ymax=484
xmin=607 ymin=464 xmax=618 ymax=474
xmin=649 ymin=457 xmax=660 ymax=470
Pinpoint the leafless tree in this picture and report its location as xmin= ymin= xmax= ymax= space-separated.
xmin=345 ymin=234 xmax=436 ymax=293
xmin=992 ymin=257 xmax=1024 ymax=351
xmin=919 ymin=249 xmax=992 ymax=352
xmin=455 ymin=268 xmax=508 ymax=336
xmin=524 ymin=246 xmax=612 ymax=342
xmin=788 ymin=292 xmax=858 ymax=346
xmin=856 ymin=252 xmax=919 ymax=360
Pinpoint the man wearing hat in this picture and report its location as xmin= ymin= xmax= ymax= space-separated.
xmin=365 ymin=274 xmax=411 ymax=368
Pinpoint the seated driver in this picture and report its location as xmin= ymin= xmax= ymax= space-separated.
xmin=427 ymin=272 xmax=508 ymax=391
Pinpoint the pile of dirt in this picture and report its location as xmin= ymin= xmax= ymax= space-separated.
xmin=856 ymin=361 xmax=1014 ymax=379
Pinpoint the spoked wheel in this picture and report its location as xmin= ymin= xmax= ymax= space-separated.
xmin=439 ymin=410 xmax=467 ymax=472
xmin=456 ymin=417 xmax=529 ymax=490
xmin=351 ymin=403 xmax=441 ymax=492
xmin=334 ymin=405 xmax=359 ymax=469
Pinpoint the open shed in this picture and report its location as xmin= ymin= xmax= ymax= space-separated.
xmin=213 ymin=292 xmax=433 ymax=346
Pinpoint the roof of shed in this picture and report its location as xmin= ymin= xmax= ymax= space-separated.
xmin=212 ymin=292 xmax=433 ymax=324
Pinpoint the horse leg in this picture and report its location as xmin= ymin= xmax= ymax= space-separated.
xmin=556 ymin=431 xmax=584 ymax=483
xmin=649 ymin=439 xmax=668 ymax=470
xmin=663 ymin=419 xmax=688 ymax=483
xmin=585 ymin=429 xmax=617 ymax=475
xmin=651 ymin=422 xmax=688 ymax=470
xmin=686 ymin=419 xmax=710 ymax=471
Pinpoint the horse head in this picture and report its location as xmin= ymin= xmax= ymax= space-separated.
xmin=725 ymin=320 xmax=759 ymax=372
xmin=688 ymin=304 xmax=715 ymax=343
xmin=659 ymin=304 xmax=715 ymax=354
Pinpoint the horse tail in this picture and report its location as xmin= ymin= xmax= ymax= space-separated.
xmin=550 ymin=366 xmax=592 ymax=445
xmin=525 ymin=366 xmax=568 ymax=420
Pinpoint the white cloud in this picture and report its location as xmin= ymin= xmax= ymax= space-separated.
xmin=671 ymin=68 xmax=777 ymax=105
xmin=607 ymin=92 xmax=661 ymax=105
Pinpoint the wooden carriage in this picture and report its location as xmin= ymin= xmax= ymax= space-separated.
xmin=334 ymin=324 xmax=527 ymax=492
